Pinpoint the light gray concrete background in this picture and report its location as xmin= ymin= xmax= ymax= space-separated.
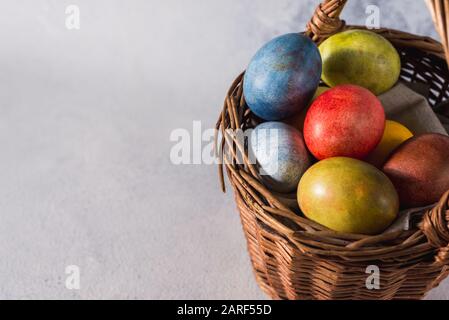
xmin=0 ymin=0 xmax=447 ymax=299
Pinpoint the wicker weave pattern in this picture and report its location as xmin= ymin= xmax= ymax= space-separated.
xmin=216 ymin=0 xmax=449 ymax=300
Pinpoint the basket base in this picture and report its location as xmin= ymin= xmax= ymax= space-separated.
xmin=236 ymin=191 xmax=449 ymax=300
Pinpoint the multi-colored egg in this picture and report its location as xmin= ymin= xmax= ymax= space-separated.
xmin=249 ymin=122 xmax=311 ymax=193
xmin=243 ymin=33 xmax=322 ymax=121
xmin=298 ymin=157 xmax=399 ymax=235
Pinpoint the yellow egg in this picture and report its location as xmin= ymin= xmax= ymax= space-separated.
xmin=365 ymin=120 xmax=413 ymax=167
xmin=284 ymin=86 xmax=330 ymax=131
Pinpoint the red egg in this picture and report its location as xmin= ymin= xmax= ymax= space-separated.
xmin=303 ymin=85 xmax=385 ymax=160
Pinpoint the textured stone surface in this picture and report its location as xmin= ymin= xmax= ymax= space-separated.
xmin=0 ymin=0 xmax=447 ymax=299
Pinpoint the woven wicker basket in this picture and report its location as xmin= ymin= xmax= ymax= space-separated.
xmin=216 ymin=0 xmax=449 ymax=300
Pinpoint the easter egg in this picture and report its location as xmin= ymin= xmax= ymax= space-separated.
xmin=298 ymin=157 xmax=399 ymax=235
xmin=319 ymin=29 xmax=401 ymax=95
xmin=243 ymin=33 xmax=322 ymax=121
xmin=284 ymin=86 xmax=330 ymax=132
xmin=365 ymin=120 xmax=414 ymax=167
xmin=383 ymin=133 xmax=449 ymax=208
xmin=303 ymin=84 xmax=385 ymax=160
xmin=249 ymin=122 xmax=311 ymax=193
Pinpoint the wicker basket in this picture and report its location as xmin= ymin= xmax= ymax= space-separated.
xmin=216 ymin=0 xmax=449 ymax=300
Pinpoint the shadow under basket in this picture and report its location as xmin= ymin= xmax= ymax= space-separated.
xmin=216 ymin=0 xmax=449 ymax=300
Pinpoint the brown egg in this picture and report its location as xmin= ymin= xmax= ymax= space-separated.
xmin=382 ymin=133 xmax=449 ymax=208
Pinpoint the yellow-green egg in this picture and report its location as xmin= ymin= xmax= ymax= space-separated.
xmin=319 ymin=29 xmax=401 ymax=95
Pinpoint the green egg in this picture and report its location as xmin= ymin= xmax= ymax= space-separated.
xmin=298 ymin=157 xmax=399 ymax=235
xmin=319 ymin=29 xmax=401 ymax=95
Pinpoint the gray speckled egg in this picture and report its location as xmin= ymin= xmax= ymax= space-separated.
xmin=249 ymin=122 xmax=311 ymax=193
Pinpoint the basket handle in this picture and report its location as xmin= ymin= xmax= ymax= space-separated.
xmin=306 ymin=0 xmax=449 ymax=64
xmin=426 ymin=0 xmax=449 ymax=64
xmin=305 ymin=0 xmax=348 ymax=43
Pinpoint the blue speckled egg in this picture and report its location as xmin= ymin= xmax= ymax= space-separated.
xmin=249 ymin=122 xmax=311 ymax=193
xmin=243 ymin=33 xmax=322 ymax=121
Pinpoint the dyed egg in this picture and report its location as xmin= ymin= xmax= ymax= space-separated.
xmin=298 ymin=157 xmax=399 ymax=235
xmin=303 ymin=85 xmax=385 ymax=160
xmin=249 ymin=122 xmax=311 ymax=193
xmin=383 ymin=133 xmax=449 ymax=208
xmin=244 ymin=33 xmax=322 ymax=121
xmin=365 ymin=120 xmax=414 ymax=167
xmin=319 ymin=29 xmax=401 ymax=95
